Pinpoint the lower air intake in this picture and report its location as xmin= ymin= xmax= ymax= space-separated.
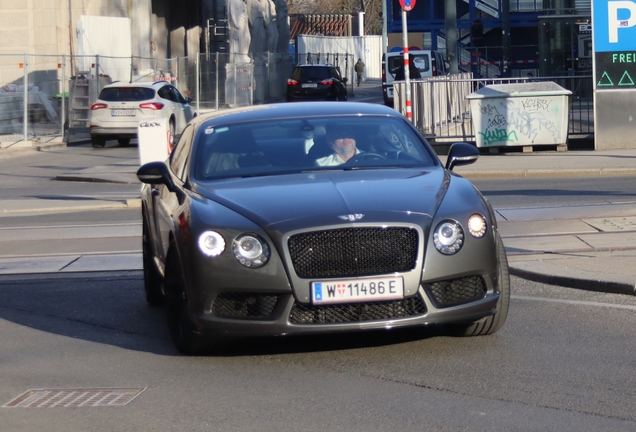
xmin=425 ymin=276 xmax=487 ymax=308
xmin=289 ymin=295 xmax=427 ymax=324
xmin=212 ymin=293 xmax=279 ymax=319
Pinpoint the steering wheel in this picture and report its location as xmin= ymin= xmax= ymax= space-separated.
xmin=347 ymin=152 xmax=386 ymax=163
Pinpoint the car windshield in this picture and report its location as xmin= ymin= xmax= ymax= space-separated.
xmin=388 ymin=55 xmax=430 ymax=78
xmin=192 ymin=116 xmax=438 ymax=181
xmin=99 ymin=87 xmax=155 ymax=102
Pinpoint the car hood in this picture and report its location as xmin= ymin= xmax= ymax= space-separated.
xmin=195 ymin=169 xmax=449 ymax=232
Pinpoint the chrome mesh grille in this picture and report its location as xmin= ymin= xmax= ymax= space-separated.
xmin=288 ymin=227 xmax=418 ymax=278
xmin=425 ymin=276 xmax=487 ymax=308
xmin=289 ymin=295 xmax=427 ymax=324
xmin=212 ymin=293 xmax=279 ymax=319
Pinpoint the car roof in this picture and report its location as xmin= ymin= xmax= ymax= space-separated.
xmin=189 ymin=102 xmax=403 ymax=129
xmin=294 ymin=64 xmax=335 ymax=68
xmin=102 ymin=80 xmax=170 ymax=89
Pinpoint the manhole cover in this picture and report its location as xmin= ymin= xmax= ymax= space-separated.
xmin=3 ymin=388 xmax=146 ymax=408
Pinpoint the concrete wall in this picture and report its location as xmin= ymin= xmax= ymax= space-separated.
xmin=0 ymin=0 xmax=206 ymax=93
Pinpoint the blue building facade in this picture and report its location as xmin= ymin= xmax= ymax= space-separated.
xmin=385 ymin=0 xmax=592 ymax=77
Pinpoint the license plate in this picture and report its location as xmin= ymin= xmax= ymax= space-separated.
xmin=302 ymin=83 xmax=318 ymax=88
xmin=312 ymin=277 xmax=404 ymax=305
xmin=111 ymin=109 xmax=136 ymax=117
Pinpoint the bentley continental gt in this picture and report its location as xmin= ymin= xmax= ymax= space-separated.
xmin=137 ymin=102 xmax=510 ymax=354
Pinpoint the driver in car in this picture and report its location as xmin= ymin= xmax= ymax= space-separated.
xmin=315 ymin=128 xmax=363 ymax=166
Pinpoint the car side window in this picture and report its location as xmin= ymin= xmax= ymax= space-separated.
xmin=157 ymin=86 xmax=170 ymax=101
xmin=169 ymin=86 xmax=187 ymax=104
xmin=170 ymin=124 xmax=194 ymax=182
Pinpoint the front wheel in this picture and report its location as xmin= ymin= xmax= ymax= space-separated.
xmin=142 ymin=214 xmax=163 ymax=306
xmin=163 ymin=246 xmax=214 ymax=355
xmin=447 ymin=233 xmax=510 ymax=336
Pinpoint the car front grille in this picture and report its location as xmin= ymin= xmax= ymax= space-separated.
xmin=211 ymin=293 xmax=279 ymax=319
xmin=424 ymin=276 xmax=487 ymax=308
xmin=288 ymin=227 xmax=419 ymax=278
xmin=289 ymin=295 xmax=427 ymax=324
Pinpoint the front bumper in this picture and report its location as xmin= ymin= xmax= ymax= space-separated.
xmin=188 ymin=280 xmax=500 ymax=339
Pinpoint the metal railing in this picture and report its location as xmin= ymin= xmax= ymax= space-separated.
xmin=394 ymin=74 xmax=594 ymax=144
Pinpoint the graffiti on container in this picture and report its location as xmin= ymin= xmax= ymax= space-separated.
xmin=474 ymin=97 xmax=563 ymax=147
xmin=479 ymin=128 xmax=519 ymax=145
xmin=521 ymin=98 xmax=553 ymax=112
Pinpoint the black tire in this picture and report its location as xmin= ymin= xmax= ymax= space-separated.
xmin=117 ymin=138 xmax=131 ymax=146
xmin=448 ymin=233 xmax=510 ymax=336
xmin=91 ymin=136 xmax=106 ymax=148
xmin=163 ymin=246 xmax=212 ymax=355
xmin=142 ymin=213 xmax=163 ymax=306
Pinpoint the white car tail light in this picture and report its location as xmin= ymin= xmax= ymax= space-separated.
xmin=139 ymin=102 xmax=164 ymax=110
xmin=90 ymin=103 xmax=108 ymax=110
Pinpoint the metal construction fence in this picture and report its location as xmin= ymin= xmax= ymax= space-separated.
xmin=0 ymin=52 xmax=363 ymax=144
xmin=0 ymin=52 xmax=592 ymax=146
xmin=0 ymin=52 xmax=297 ymax=144
xmin=394 ymin=74 xmax=594 ymax=144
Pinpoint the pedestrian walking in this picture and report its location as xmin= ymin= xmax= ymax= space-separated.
xmin=354 ymin=58 xmax=365 ymax=87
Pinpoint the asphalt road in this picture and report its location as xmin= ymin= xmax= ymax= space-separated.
xmin=1 ymin=272 xmax=636 ymax=431
xmin=2 ymin=145 xmax=636 ymax=430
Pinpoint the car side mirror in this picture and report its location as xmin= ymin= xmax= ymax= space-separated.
xmin=343 ymin=77 xmax=348 ymax=84
xmin=185 ymin=96 xmax=193 ymax=104
xmin=137 ymin=161 xmax=186 ymax=204
xmin=445 ymin=142 xmax=479 ymax=171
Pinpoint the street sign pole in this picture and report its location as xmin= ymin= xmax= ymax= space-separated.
xmin=398 ymin=0 xmax=415 ymax=121
xmin=402 ymin=9 xmax=411 ymax=121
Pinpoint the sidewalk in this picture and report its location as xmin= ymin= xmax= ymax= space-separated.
xmin=1 ymin=102 xmax=636 ymax=297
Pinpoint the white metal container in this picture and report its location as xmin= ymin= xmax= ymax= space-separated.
xmin=467 ymin=82 xmax=572 ymax=148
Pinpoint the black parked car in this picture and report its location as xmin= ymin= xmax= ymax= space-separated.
xmin=137 ymin=102 xmax=510 ymax=354
xmin=286 ymin=64 xmax=348 ymax=102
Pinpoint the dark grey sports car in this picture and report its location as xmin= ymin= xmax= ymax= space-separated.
xmin=137 ymin=102 xmax=510 ymax=354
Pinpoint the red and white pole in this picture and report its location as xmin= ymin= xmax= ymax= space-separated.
xmin=401 ymin=9 xmax=412 ymax=121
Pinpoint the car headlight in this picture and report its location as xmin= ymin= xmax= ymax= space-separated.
xmin=198 ymin=231 xmax=226 ymax=257
xmin=233 ymin=234 xmax=270 ymax=268
xmin=434 ymin=220 xmax=464 ymax=255
xmin=467 ymin=213 xmax=487 ymax=238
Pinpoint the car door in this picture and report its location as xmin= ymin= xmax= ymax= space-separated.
xmin=168 ymin=85 xmax=194 ymax=134
xmin=151 ymin=124 xmax=195 ymax=263
xmin=157 ymin=85 xmax=178 ymax=126
xmin=330 ymin=67 xmax=345 ymax=98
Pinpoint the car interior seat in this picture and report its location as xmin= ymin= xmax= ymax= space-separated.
xmin=203 ymin=129 xmax=269 ymax=175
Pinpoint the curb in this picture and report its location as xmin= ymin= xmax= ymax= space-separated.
xmin=510 ymin=266 xmax=636 ymax=296
xmin=457 ymin=167 xmax=636 ymax=179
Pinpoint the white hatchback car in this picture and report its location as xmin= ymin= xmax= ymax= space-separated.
xmin=90 ymin=81 xmax=196 ymax=148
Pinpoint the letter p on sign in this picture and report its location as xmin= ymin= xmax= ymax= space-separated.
xmin=609 ymin=1 xmax=636 ymax=42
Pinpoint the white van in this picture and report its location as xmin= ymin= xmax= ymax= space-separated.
xmin=381 ymin=48 xmax=447 ymax=106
